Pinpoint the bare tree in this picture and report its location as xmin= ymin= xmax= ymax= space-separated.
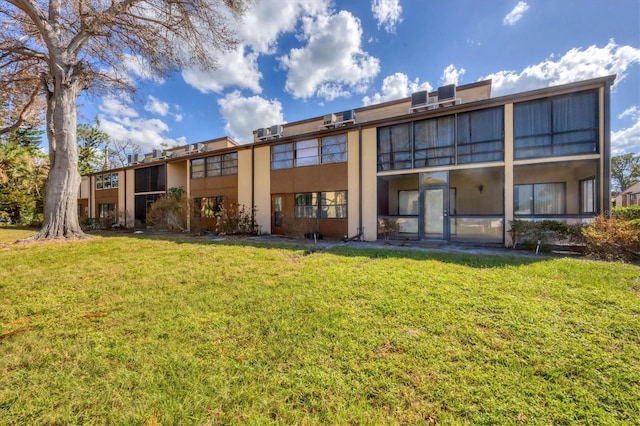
xmin=108 ymin=139 xmax=142 ymax=169
xmin=0 ymin=0 xmax=246 ymax=240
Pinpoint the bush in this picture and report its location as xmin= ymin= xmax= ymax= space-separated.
xmin=146 ymin=188 xmax=189 ymax=231
xmin=611 ymin=206 xmax=640 ymax=221
xmin=213 ymin=203 xmax=258 ymax=235
xmin=582 ymin=216 xmax=640 ymax=262
xmin=509 ymin=219 xmax=583 ymax=250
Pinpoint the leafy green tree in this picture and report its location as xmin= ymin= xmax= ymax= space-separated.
xmin=611 ymin=153 xmax=640 ymax=193
xmin=0 ymin=139 xmax=48 ymax=224
xmin=77 ymin=118 xmax=110 ymax=175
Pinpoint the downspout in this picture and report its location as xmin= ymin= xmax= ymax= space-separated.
xmin=358 ymin=125 xmax=363 ymax=240
xmin=251 ymin=145 xmax=255 ymax=232
xmin=123 ymin=170 xmax=127 ymax=228
xmin=603 ymin=80 xmax=612 ymax=217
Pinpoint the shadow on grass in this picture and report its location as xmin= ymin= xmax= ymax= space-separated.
xmin=88 ymin=230 xmax=549 ymax=269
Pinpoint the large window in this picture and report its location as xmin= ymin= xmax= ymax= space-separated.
xmin=514 ymin=183 xmax=566 ymax=215
xmin=272 ymin=135 xmax=347 ymax=169
xmin=378 ymin=123 xmax=411 ymax=171
xmin=377 ymin=107 xmax=504 ymax=171
xmin=294 ymin=191 xmax=347 ymax=219
xmin=457 ymin=107 xmax=504 ymax=164
xmin=95 ymin=173 xmax=119 ymax=190
xmin=194 ymin=196 xmax=224 ymax=218
xmin=414 ymin=117 xmax=454 ymax=167
xmin=134 ymin=165 xmax=166 ymax=193
xmin=191 ymin=152 xmax=238 ymax=178
xmin=514 ymin=90 xmax=598 ymax=159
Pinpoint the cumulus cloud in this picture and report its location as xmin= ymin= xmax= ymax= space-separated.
xmin=363 ymin=72 xmax=433 ymax=106
xmin=218 ymin=91 xmax=285 ymax=144
xmin=618 ymin=106 xmax=640 ymax=120
xmin=440 ymin=64 xmax=466 ymax=86
xmin=144 ymin=96 xmax=169 ymax=116
xmin=97 ymin=95 xmax=184 ymax=152
xmin=182 ymin=46 xmax=262 ymax=94
xmin=279 ymin=10 xmax=380 ymax=100
xmin=481 ymin=40 xmax=640 ymax=96
xmin=371 ymin=0 xmax=403 ymax=33
xmin=612 ymin=119 xmax=640 ymax=154
xmin=503 ymin=1 xmax=530 ymax=26
xmin=239 ymin=0 xmax=329 ymax=54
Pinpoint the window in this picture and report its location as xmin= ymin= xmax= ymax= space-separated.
xmin=514 ymin=183 xmax=566 ymax=215
xmin=321 ymin=134 xmax=347 ymax=163
xmin=221 ymin=152 xmax=238 ymax=175
xmin=398 ymin=190 xmax=419 ymax=215
xmin=192 ymin=152 xmax=238 ymax=178
xmin=295 ymin=191 xmax=347 ymax=219
xmin=414 ymin=116 xmax=454 ymax=167
xmin=272 ymin=136 xmax=347 ymax=169
xmin=98 ymin=203 xmax=115 ymax=218
xmin=194 ymin=197 xmax=224 ymax=218
xmin=272 ymin=143 xmax=293 ymax=169
xmin=295 ymin=139 xmax=319 ymax=167
xmin=580 ymin=178 xmax=596 ymax=214
xmin=514 ymin=90 xmax=598 ymax=159
xmin=95 ymin=173 xmax=119 ymax=190
xmin=191 ymin=158 xmax=205 ymax=178
xmin=378 ymin=123 xmax=411 ymax=170
xmin=135 ymin=165 xmax=166 ymax=193
xmin=457 ymin=107 xmax=504 ymax=164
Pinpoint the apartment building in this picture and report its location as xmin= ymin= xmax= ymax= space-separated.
xmin=79 ymin=75 xmax=615 ymax=246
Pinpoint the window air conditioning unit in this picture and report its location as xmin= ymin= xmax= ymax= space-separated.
xmin=193 ymin=143 xmax=205 ymax=152
xmin=256 ymin=127 xmax=269 ymax=139
xmin=152 ymin=149 xmax=163 ymax=159
xmin=127 ymin=153 xmax=145 ymax=164
xmin=341 ymin=109 xmax=356 ymax=123
xmin=323 ymin=113 xmax=337 ymax=125
xmin=270 ymin=124 xmax=283 ymax=138
xmin=163 ymin=151 xmax=174 ymax=158
xmin=411 ymin=91 xmax=428 ymax=108
xmin=437 ymin=84 xmax=456 ymax=101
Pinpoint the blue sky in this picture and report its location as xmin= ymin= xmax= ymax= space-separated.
xmin=80 ymin=0 xmax=640 ymax=155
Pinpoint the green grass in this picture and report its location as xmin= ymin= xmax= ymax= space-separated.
xmin=1 ymin=230 xmax=639 ymax=425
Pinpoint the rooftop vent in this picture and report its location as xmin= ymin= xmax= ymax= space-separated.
xmin=255 ymin=125 xmax=284 ymax=142
xmin=319 ymin=110 xmax=356 ymax=129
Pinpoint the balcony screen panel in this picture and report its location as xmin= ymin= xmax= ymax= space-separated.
xmin=377 ymin=123 xmax=411 ymax=170
xmin=457 ymin=107 xmax=504 ymax=163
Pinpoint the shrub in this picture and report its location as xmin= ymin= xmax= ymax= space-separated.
xmin=509 ymin=219 xmax=583 ymax=250
xmin=582 ymin=216 xmax=640 ymax=262
xmin=146 ymin=188 xmax=189 ymax=231
xmin=611 ymin=206 xmax=640 ymax=221
xmin=213 ymin=203 xmax=258 ymax=235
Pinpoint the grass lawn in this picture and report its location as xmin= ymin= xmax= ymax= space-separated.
xmin=1 ymin=228 xmax=639 ymax=424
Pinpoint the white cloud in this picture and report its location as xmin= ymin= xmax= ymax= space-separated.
xmin=97 ymin=95 xmax=183 ymax=152
xmin=612 ymin=119 xmax=640 ymax=155
xmin=440 ymin=64 xmax=466 ymax=86
xmin=279 ymin=11 xmax=380 ymax=100
xmin=363 ymin=72 xmax=432 ymax=106
xmin=503 ymin=1 xmax=530 ymax=26
xmin=174 ymin=114 xmax=183 ymax=123
xmin=144 ymin=96 xmax=169 ymax=116
xmin=618 ymin=106 xmax=640 ymax=120
xmin=182 ymin=46 xmax=262 ymax=94
xmin=371 ymin=0 xmax=403 ymax=33
xmin=482 ymin=40 xmax=640 ymax=96
xmin=239 ymin=0 xmax=329 ymax=54
xmin=217 ymin=91 xmax=285 ymax=144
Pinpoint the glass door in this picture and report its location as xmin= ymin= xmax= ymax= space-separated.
xmin=423 ymin=187 xmax=449 ymax=239
xmin=272 ymin=195 xmax=285 ymax=234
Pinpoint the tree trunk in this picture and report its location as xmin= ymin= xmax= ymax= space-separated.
xmin=29 ymin=67 xmax=86 ymax=240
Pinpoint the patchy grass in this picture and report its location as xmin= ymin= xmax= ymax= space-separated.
xmin=1 ymin=231 xmax=638 ymax=424
xmin=0 ymin=226 xmax=37 ymax=244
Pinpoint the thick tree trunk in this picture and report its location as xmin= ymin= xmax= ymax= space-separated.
xmin=30 ymin=68 xmax=86 ymax=240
